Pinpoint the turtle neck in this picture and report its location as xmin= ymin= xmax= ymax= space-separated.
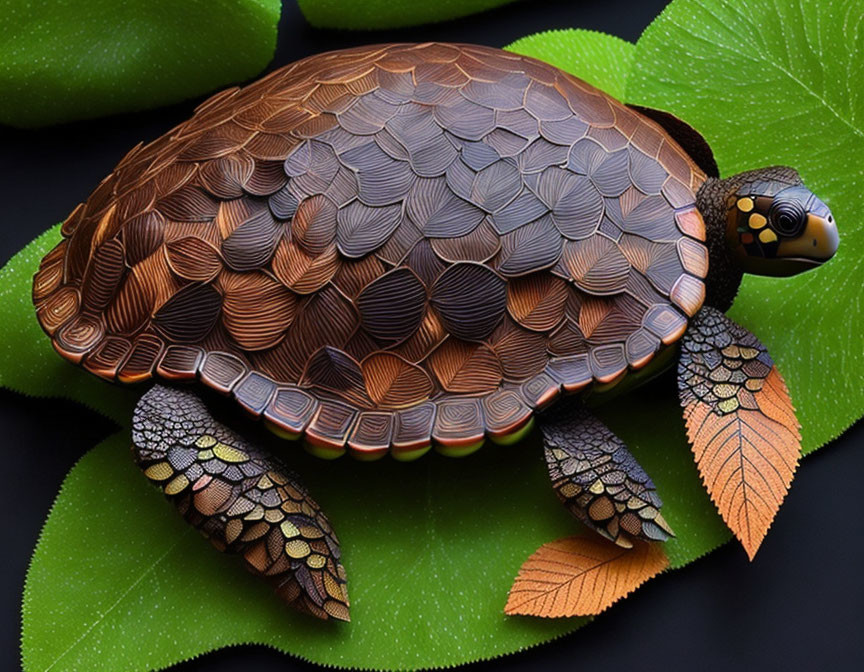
xmin=697 ymin=176 xmax=744 ymax=313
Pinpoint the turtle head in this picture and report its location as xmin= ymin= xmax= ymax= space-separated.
xmin=718 ymin=167 xmax=838 ymax=277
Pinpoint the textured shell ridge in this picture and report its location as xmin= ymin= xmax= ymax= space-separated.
xmin=32 ymin=43 xmax=709 ymax=456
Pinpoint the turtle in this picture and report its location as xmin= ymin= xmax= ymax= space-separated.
xmin=31 ymin=42 xmax=839 ymax=623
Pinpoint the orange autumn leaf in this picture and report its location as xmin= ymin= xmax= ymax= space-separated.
xmin=504 ymin=536 xmax=668 ymax=618
xmin=683 ymin=365 xmax=800 ymax=560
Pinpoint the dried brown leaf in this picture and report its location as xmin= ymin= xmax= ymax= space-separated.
xmin=505 ymin=536 xmax=668 ymax=617
xmin=684 ymin=366 xmax=800 ymax=559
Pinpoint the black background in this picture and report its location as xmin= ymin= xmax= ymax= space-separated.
xmin=1 ymin=1 xmax=862 ymax=670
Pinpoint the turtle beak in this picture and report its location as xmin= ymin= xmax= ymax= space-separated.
xmin=776 ymin=212 xmax=839 ymax=271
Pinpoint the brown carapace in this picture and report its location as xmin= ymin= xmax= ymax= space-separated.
xmin=33 ymin=42 xmax=708 ymax=455
xmin=32 ymin=43 xmax=837 ymax=621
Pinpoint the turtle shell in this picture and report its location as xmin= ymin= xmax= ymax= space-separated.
xmin=32 ymin=43 xmax=709 ymax=459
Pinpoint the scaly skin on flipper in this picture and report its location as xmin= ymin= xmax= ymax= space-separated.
xmin=133 ymin=384 xmax=350 ymax=621
xmin=539 ymin=398 xmax=674 ymax=547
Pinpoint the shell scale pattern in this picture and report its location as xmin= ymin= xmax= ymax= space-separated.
xmin=33 ymin=43 xmax=710 ymax=459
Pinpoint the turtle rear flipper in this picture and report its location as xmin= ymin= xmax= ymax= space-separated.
xmin=132 ymin=384 xmax=350 ymax=621
xmin=538 ymin=398 xmax=674 ymax=547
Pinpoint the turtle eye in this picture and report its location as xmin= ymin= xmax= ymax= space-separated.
xmin=768 ymin=198 xmax=807 ymax=237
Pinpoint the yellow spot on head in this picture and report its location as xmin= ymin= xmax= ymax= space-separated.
xmin=748 ymin=213 xmax=767 ymax=229
xmin=737 ymin=197 xmax=754 ymax=212
xmin=759 ymin=229 xmax=778 ymax=244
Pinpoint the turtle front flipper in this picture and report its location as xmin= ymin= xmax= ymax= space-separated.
xmin=132 ymin=384 xmax=349 ymax=621
xmin=538 ymin=397 xmax=674 ymax=547
xmin=678 ymin=306 xmax=801 ymax=559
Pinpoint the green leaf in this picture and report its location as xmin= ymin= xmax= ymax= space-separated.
xmin=0 ymin=0 xmax=281 ymax=128
xmin=297 ymin=0 xmax=517 ymax=30
xmin=506 ymin=29 xmax=634 ymax=100
xmin=626 ymin=0 xmax=864 ymax=456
